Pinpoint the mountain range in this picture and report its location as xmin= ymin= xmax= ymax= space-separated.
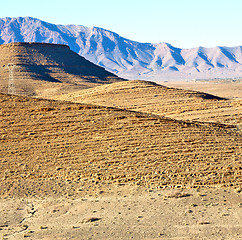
xmin=1 ymin=17 xmax=242 ymax=81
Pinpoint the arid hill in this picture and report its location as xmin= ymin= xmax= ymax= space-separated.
xmin=54 ymin=80 xmax=242 ymax=127
xmin=0 ymin=42 xmax=124 ymax=97
xmin=0 ymin=93 xmax=241 ymax=197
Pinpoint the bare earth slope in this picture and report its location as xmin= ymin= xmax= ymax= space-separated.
xmin=0 ymin=93 xmax=241 ymax=198
xmin=55 ymin=80 xmax=242 ymax=128
xmin=0 ymin=93 xmax=241 ymax=239
xmin=0 ymin=42 xmax=124 ymax=97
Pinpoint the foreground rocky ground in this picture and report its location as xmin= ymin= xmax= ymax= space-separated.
xmin=0 ymin=187 xmax=241 ymax=239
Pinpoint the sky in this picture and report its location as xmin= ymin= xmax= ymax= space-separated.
xmin=1 ymin=0 xmax=241 ymax=48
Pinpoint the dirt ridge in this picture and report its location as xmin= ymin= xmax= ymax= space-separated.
xmin=0 ymin=93 xmax=241 ymax=198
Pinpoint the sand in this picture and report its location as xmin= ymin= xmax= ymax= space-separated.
xmin=1 ymin=187 xmax=241 ymax=239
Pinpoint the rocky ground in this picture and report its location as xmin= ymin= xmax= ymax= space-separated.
xmin=0 ymin=81 xmax=241 ymax=239
xmin=0 ymin=187 xmax=241 ymax=239
xmin=0 ymin=93 xmax=241 ymax=197
xmin=162 ymin=79 xmax=242 ymax=99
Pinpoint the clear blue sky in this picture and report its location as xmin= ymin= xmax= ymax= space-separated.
xmin=1 ymin=0 xmax=241 ymax=48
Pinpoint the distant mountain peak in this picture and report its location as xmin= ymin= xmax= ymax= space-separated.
xmin=0 ymin=17 xmax=241 ymax=81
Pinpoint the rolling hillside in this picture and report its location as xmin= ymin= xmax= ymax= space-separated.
xmin=54 ymin=80 xmax=242 ymax=128
xmin=0 ymin=93 xmax=241 ymax=197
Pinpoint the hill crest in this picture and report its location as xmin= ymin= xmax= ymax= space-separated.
xmin=0 ymin=42 xmax=124 ymax=97
xmin=54 ymin=80 xmax=241 ymax=128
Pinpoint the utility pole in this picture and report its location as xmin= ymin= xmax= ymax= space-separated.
xmin=7 ymin=63 xmax=15 ymax=95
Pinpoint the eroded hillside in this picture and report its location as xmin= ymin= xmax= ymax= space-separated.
xmin=55 ymin=80 xmax=242 ymax=127
xmin=0 ymin=42 xmax=124 ymax=97
xmin=0 ymin=93 xmax=241 ymax=197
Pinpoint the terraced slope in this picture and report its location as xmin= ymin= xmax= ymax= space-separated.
xmin=0 ymin=42 xmax=124 ymax=97
xmin=55 ymin=80 xmax=242 ymax=127
xmin=0 ymin=93 xmax=241 ymax=197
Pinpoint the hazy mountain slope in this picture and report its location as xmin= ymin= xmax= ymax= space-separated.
xmin=0 ymin=17 xmax=242 ymax=81
xmin=0 ymin=42 xmax=124 ymax=97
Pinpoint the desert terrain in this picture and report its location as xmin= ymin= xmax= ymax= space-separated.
xmin=0 ymin=187 xmax=241 ymax=240
xmin=0 ymin=90 xmax=241 ymax=239
xmin=2 ymin=17 xmax=242 ymax=81
xmin=0 ymin=43 xmax=241 ymax=239
xmin=162 ymin=79 xmax=242 ymax=99
xmin=54 ymin=80 xmax=242 ymax=129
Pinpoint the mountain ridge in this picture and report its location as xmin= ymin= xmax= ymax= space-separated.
xmin=0 ymin=17 xmax=242 ymax=81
